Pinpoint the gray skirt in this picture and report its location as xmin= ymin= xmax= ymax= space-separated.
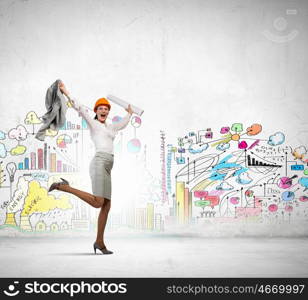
xmin=89 ymin=151 xmax=114 ymax=200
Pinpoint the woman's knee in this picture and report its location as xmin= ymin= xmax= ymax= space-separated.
xmin=94 ymin=196 xmax=105 ymax=208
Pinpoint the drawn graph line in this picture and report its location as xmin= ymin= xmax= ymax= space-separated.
xmin=241 ymin=137 xmax=268 ymax=141
xmin=219 ymin=190 xmax=238 ymax=217
xmin=175 ymin=156 xmax=217 ymax=177
xmin=176 ymin=152 xmax=223 ymax=183
xmin=272 ymin=173 xmax=280 ymax=184
xmin=248 ymin=166 xmax=279 ymax=175
xmin=52 ymin=147 xmax=78 ymax=168
xmin=180 ymin=134 xmax=232 ymax=148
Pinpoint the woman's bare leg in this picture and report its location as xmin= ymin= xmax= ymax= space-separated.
xmin=56 ymin=184 xmax=111 ymax=248
xmin=57 ymin=185 xmax=104 ymax=208
xmin=96 ymin=199 xmax=111 ymax=248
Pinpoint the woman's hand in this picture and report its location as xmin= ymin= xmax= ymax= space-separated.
xmin=58 ymin=81 xmax=70 ymax=97
xmin=125 ymin=104 xmax=133 ymax=115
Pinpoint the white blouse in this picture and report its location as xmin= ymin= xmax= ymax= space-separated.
xmin=70 ymin=96 xmax=131 ymax=154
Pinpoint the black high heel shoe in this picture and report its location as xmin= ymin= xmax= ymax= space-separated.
xmin=48 ymin=178 xmax=70 ymax=192
xmin=93 ymin=242 xmax=113 ymax=255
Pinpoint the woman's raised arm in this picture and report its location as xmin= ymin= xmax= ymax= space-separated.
xmin=110 ymin=105 xmax=133 ymax=131
xmin=59 ymin=81 xmax=95 ymax=128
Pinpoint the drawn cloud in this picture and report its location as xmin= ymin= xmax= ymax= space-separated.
xmin=22 ymin=181 xmax=72 ymax=216
xmin=45 ymin=128 xmax=58 ymax=137
xmin=188 ymin=143 xmax=209 ymax=154
xmin=246 ymin=124 xmax=262 ymax=136
xmin=0 ymin=143 xmax=7 ymax=158
xmin=236 ymin=172 xmax=253 ymax=184
xmin=216 ymin=143 xmax=230 ymax=151
xmin=0 ymin=130 xmax=6 ymax=140
xmin=231 ymin=123 xmax=243 ymax=133
xmin=293 ymin=146 xmax=307 ymax=156
xmin=299 ymin=177 xmax=308 ymax=191
xmin=268 ymin=132 xmax=285 ymax=146
xmin=8 ymin=125 xmax=28 ymax=141
xmin=216 ymin=182 xmax=234 ymax=190
xmin=10 ymin=145 xmax=26 ymax=156
xmin=24 ymin=111 xmax=42 ymax=125
xmin=292 ymin=146 xmax=307 ymax=162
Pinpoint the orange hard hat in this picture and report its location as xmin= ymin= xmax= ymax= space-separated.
xmin=94 ymin=98 xmax=111 ymax=112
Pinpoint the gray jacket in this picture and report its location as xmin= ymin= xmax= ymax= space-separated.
xmin=35 ymin=79 xmax=68 ymax=141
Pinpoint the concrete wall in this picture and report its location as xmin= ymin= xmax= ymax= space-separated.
xmin=0 ymin=0 xmax=307 ymax=173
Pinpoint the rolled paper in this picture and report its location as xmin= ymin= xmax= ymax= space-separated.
xmin=106 ymin=94 xmax=144 ymax=116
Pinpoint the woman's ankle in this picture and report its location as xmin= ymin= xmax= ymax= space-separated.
xmin=95 ymin=239 xmax=106 ymax=246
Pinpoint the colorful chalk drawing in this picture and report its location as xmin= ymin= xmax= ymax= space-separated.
xmin=0 ymin=107 xmax=147 ymax=233
xmin=171 ymin=123 xmax=308 ymax=225
xmin=1 ymin=109 xmax=307 ymax=233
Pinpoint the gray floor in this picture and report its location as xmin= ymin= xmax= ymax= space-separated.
xmin=0 ymin=233 xmax=307 ymax=277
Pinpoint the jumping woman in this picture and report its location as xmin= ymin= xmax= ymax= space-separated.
xmin=48 ymin=81 xmax=133 ymax=254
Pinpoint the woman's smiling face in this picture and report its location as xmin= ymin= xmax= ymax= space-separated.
xmin=96 ymin=105 xmax=110 ymax=123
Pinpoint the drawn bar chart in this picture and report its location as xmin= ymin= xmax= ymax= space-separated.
xmin=247 ymin=154 xmax=282 ymax=167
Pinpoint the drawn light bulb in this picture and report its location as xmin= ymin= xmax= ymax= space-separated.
xmin=6 ymin=162 xmax=17 ymax=183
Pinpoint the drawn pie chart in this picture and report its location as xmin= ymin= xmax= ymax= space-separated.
xmin=268 ymin=204 xmax=278 ymax=212
xmin=131 ymin=116 xmax=142 ymax=128
xmin=230 ymin=197 xmax=239 ymax=205
xmin=112 ymin=116 xmax=122 ymax=123
xmin=278 ymin=177 xmax=294 ymax=189
xmin=56 ymin=134 xmax=73 ymax=148
xmin=245 ymin=190 xmax=254 ymax=197
xmin=127 ymin=138 xmax=141 ymax=153
xmin=281 ymin=191 xmax=295 ymax=202
xmin=299 ymin=196 xmax=308 ymax=202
